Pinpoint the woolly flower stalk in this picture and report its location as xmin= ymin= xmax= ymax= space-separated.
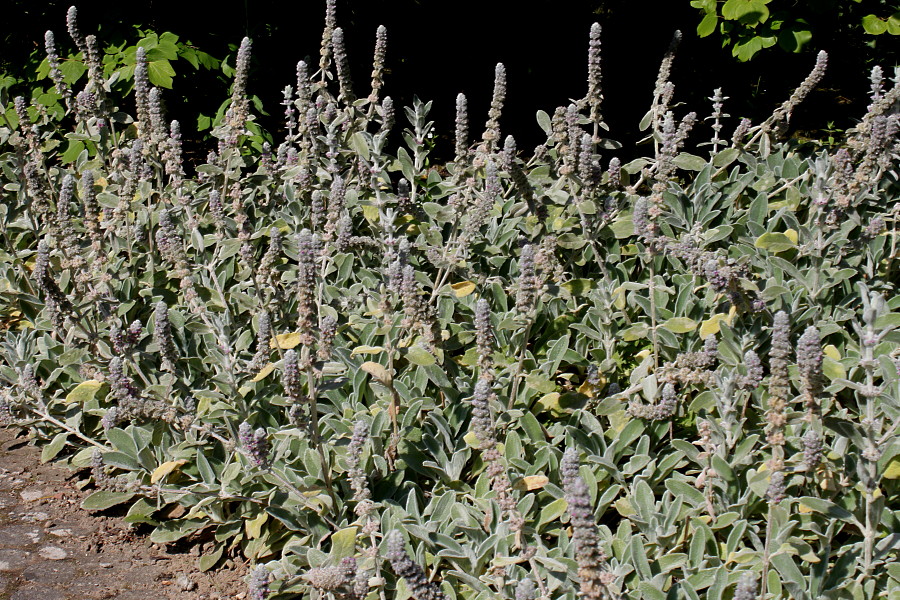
xmin=225 ymin=37 xmax=252 ymax=144
xmin=481 ymin=63 xmax=507 ymax=151
xmin=766 ymin=470 xmax=786 ymax=504
xmin=796 ymin=326 xmax=824 ymax=414
xmin=738 ymin=349 xmax=764 ymax=390
xmin=347 ymin=420 xmax=371 ymax=504
xmin=296 ymin=230 xmax=318 ymax=347
xmin=369 ymin=25 xmax=387 ymax=102
xmin=803 ymin=430 xmax=823 ymax=471
xmin=586 ymin=23 xmax=603 ymax=125
xmin=248 ymin=565 xmax=271 ymax=600
xmin=85 ymin=34 xmax=105 ymax=90
xmin=318 ymin=315 xmax=337 ymax=361
xmin=44 ymin=31 xmax=69 ymax=99
xmin=134 ymin=48 xmax=151 ymax=136
xmin=474 ymin=299 xmax=495 ymax=379
xmin=305 ymin=566 xmax=349 ymax=591
xmin=733 ymin=572 xmax=758 ymax=600
xmin=332 ymin=28 xmax=354 ymax=101
xmin=652 ymin=30 xmax=682 ymax=121
xmin=515 ymin=578 xmax=536 ymax=600
xmin=379 ymin=96 xmax=395 ymax=134
xmin=455 ymin=93 xmax=469 ymax=163
xmin=470 ymin=379 xmax=496 ymax=449
xmin=325 ymin=175 xmax=347 ymax=242
xmin=81 ymin=170 xmax=101 ymax=245
xmin=386 ymin=531 xmax=445 ymax=600
xmin=155 ymin=209 xmax=183 ymax=266
xmin=153 ymin=301 xmax=178 ymax=371
xmin=66 ymin=6 xmax=86 ymax=53
xmin=248 ymin=313 xmax=272 ymax=373
xmin=561 ymin=448 xmax=615 ymax=600
xmin=766 ymin=311 xmax=791 ymax=455
xmin=255 ymin=228 xmax=282 ymax=287
xmin=771 ymin=50 xmax=827 ymax=126
xmin=239 ymin=422 xmax=271 ymax=469
xmin=283 ymin=349 xmax=304 ymax=402
xmin=319 ymin=0 xmax=337 ymax=76
xmin=164 ymin=120 xmax=184 ymax=183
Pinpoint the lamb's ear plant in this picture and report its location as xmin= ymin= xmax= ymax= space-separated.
xmin=1 ymin=4 xmax=899 ymax=600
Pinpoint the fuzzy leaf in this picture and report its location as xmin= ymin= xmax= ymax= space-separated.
xmin=65 ymin=380 xmax=105 ymax=403
xmin=150 ymin=459 xmax=188 ymax=483
xmin=271 ymin=331 xmax=303 ymax=349
xmin=451 ymin=281 xmax=476 ymax=297
xmin=361 ymin=361 xmax=392 ymax=384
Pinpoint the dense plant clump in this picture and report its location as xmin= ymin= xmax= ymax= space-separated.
xmin=1 ymin=3 xmax=899 ymax=600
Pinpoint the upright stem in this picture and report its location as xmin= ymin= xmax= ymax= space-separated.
xmin=507 ymin=320 xmax=533 ymax=410
xmin=760 ymin=507 xmax=774 ymax=598
xmin=303 ymin=344 xmax=338 ymax=511
xmin=648 ymin=259 xmax=659 ymax=371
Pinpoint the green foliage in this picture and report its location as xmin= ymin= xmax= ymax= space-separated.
xmin=1 ymin=4 xmax=900 ymax=600
xmin=691 ymin=0 xmax=900 ymax=61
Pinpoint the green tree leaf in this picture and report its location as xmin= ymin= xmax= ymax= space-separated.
xmin=147 ymin=59 xmax=175 ymax=88
xmin=862 ymin=14 xmax=888 ymax=35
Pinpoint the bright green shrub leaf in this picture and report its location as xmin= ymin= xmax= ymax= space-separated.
xmin=147 ymin=59 xmax=175 ymax=88
xmin=862 ymin=14 xmax=888 ymax=34
xmin=697 ymin=12 xmax=718 ymax=37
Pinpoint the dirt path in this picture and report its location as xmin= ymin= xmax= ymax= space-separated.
xmin=0 ymin=426 xmax=246 ymax=600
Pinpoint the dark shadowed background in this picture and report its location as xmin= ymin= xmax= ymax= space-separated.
xmin=3 ymin=0 xmax=895 ymax=162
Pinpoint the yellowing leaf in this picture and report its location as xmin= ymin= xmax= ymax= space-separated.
xmin=612 ymin=286 xmax=626 ymax=310
xmin=797 ymin=503 xmax=813 ymax=514
xmin=823 ymin=356 xmax=846 ymax=380
xmin=514 ymin=475 xmax=549 ymax=491
xmin=661 ymin=317 xmax=697 ymax=333
xmin=251 ymin=362 xmax=276 ymax=382
xmin=755 ymin=232 xmax=797 ymax=253
xmin=329 ymin=526 xmax=358 ymax=560
xmin=150 ymin=459 xmax=187 ymax=483
xmin=883 ymin=455 xmax=900 ymax=480
xmin=699 ymin=314 xmax=729 ymax=339
xmin=361 ymin=361 xmax=392 ymax=384
xmin=351 ymin=345 xmax=385 ymax=356
xmin=784 ymin=228 xmax=799 ymax=244
xmin=463 ymin=431 xmax=481 ymax=448
xmin=451 ymin=281 xmax=476 ymax=297
xmin=534 ymin=392 xmax=561 ymax=414
xmin=823 ymin=344 xmax=841 ymax=361
xmin=362 ymin=204 xmax=380 ymax=224
xmin=65 ymin=380 xmax=105 ymax=404
xmin=245 ymin=511 xmax=267 ymax=539
xmin=271 ymin=331 xmax=303 ymax=349
xmin=614 ymin=498 xmax=636 ymax=517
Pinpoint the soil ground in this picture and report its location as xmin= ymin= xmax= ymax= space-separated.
xmin=0 ymin=426 xmax=247 ymax=600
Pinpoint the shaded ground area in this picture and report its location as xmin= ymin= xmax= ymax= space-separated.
xmin=0 ymin=427 xmax=246 ymax=600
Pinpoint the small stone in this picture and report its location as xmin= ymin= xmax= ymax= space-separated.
xmin=48 ymin=529 xmax=71 ymax=538
xmin=19 ymin=489 xmax=46 ymax=502
xmin=176 ymin=575 xmax=196 ymax=591
xmin=21 ymin=512 xmax=50 ymax=523
xmin=38 ymin=546 xmax=67 ymax=560
xmin=0 ymin=549 xmax=32 ymax=571
xmin=99 ymin=563 xmax=113 ymax=569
